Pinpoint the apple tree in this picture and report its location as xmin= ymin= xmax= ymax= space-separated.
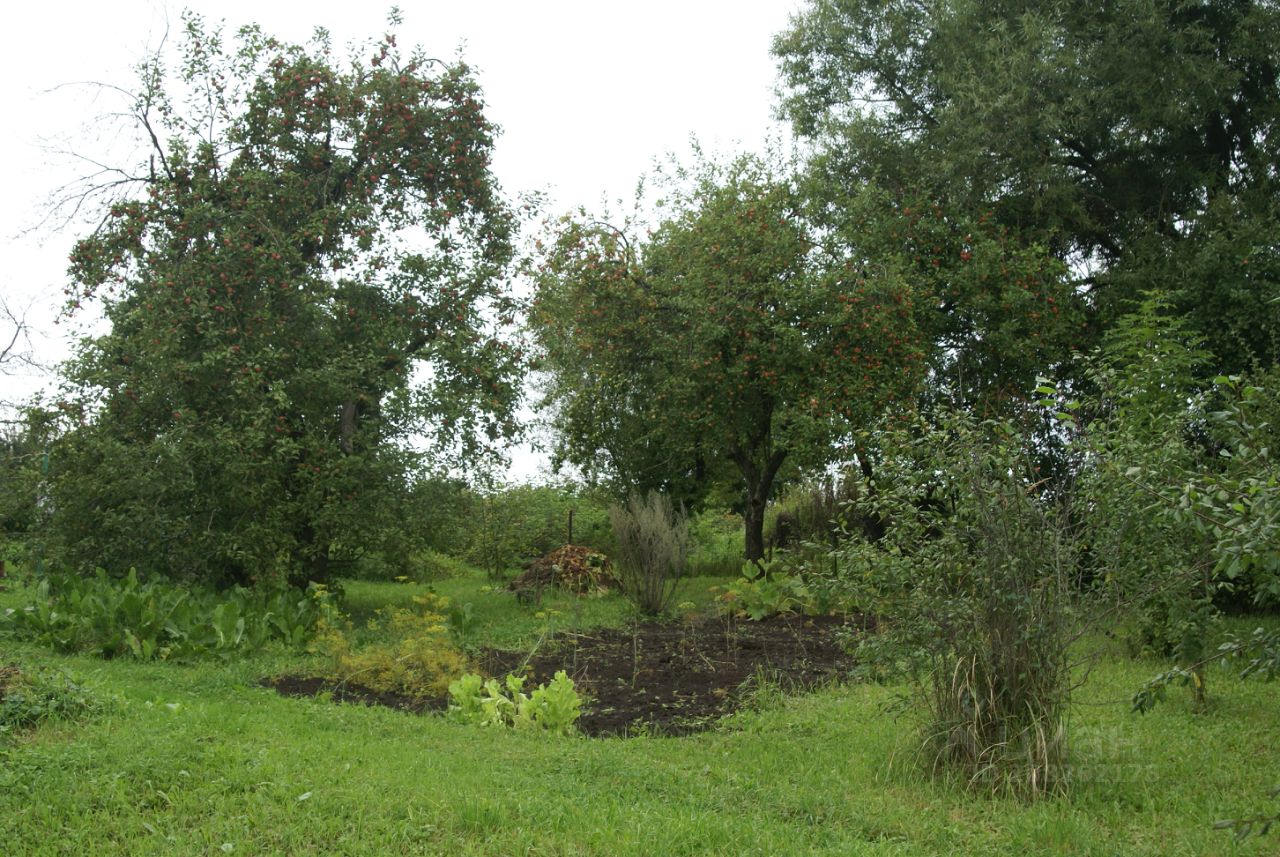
xmin=45 ymin=13 xmax=522 ymax=587
xmin=529 ymin=156 xmax=928 ymax=563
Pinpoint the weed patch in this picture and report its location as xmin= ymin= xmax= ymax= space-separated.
xmin=307 ymin=592 xmax=471 ymax=699
xmin=0 ymin=664 xmax=112 ymax=737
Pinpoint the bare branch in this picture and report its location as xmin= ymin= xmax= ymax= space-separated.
xmin=0 ymin=296 xmax=40 ymax=374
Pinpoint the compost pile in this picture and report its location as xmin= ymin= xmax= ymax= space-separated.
xmin=509 ymin=545 xmax=618 ymax=594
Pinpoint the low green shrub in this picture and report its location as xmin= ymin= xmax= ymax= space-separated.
xmin=711 ymin=563 xmax=857 ymax=620
xmin=0 ymin=540 xmax=27 ymax=570
xmin=763 ymin=476 xmax=863 ymax=553
xmin=310 ymin=592 xmax=471 ymax=698
xmin=461 ymin=484 xmax=614 ymax=578
xmin=413 ymin=550 xmax=475 ymax=582
xmin=0 ymin=569 xmax=332 ymax=660
xmin=0 ymin=664 xmax=112 ymax=737
xmin=711 ymin=574 xmax=799 ymax=620
xmin=448 ymin=670 xmax=583 ymax=735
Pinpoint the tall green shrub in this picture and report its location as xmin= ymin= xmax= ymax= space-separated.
xmin=1067 ymin=297 xmax=1280 ymax=701
xmin=841 ymin=411 xmax=1076 ymax=796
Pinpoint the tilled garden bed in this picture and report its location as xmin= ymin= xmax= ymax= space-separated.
xmin=265 ymin=613 xmax=871 ymax=736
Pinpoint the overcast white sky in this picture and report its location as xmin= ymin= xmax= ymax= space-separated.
xmin=0 ymin=1 xmax=802 ymax=479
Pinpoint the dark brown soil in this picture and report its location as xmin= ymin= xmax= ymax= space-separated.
xmin=264 ymin=613 xmax=872 ymax=737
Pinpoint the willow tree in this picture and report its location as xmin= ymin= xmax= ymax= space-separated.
xmin=529 ymin=156 xmax=927 ymax=563
xmin=46 ymin=14 xmax=522 ymax=587
xmin=775 ymin=0 xmax=1280 ymax=373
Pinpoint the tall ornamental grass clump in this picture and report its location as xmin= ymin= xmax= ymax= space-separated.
xmin=609 ymin=492 xmax=689 ymax=615
xmin=841 ymin=412 xmax=1077 ymax=797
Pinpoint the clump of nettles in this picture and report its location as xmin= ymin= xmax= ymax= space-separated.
xmin=0 ymin=664 xmax=112 ymax=738
xmin=448 ymin=671 xmax=583 ymax=735
xmin=310 ymin=593 xmax=470 ymax=698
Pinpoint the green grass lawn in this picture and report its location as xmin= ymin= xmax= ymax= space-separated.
xmin=2 ymin=573 xmax=1277 ymax=856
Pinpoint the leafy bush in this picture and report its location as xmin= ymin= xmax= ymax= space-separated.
xmin=763 ymin=475 xmax=864 ymax=554
xmin=610 ymin=492 xmax=689 ymax=615
xmin=413 ymin=550 xmax=476 ymax=582
xmin=1066 ymin=300 xmax=1280 ymax=702
xmin=0 ymin=569 xmax=331 ymax=660
xmin=407 ymin=477 xmax=475 ymax=557
xmin=711 ymin=563 xmax=857 ymax=620
xmin=343 ymin=548 xmax=475 ymax=583
xmin=687 ymin=510 xmax=744 ymax=577
xmin=839 ymin=411 xmax=1076 ymax=797
xmin=0 ymin=540 xmax=27 ymax=573
xmin=448 ymin=670 xmax=582 ymax=735
xmin=310 ymin=592 xmax=471 ymax=698
xmin=1181 ymin=373 xmax=1280 ymax=607
xmin=461 ymin=484 xmax=613 ymax=579
xmin=712 ymin=571 xmax=801 ymax=620
xmin=1068 ymin=298 xmax=1218 ymax=665
xmin=0 ymin=664 xmax=112 ymax=737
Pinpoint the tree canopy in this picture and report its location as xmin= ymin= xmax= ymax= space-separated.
xmin=43 ymin=14 xmax=522 ymax=587
xmin=775 ymin=0 xmax=1280 ymax=373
